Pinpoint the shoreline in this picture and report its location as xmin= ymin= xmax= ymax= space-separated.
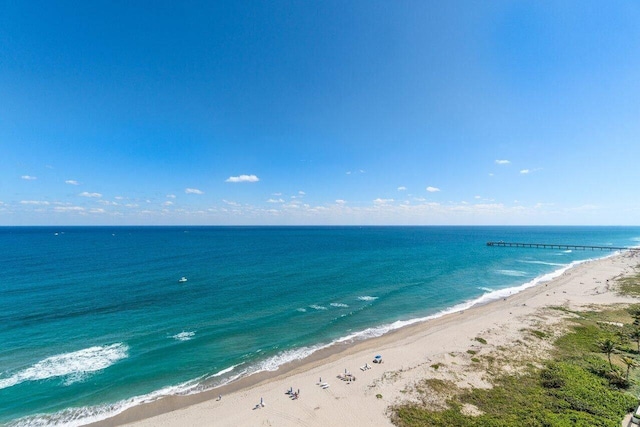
xmin=84 ymin=250 xmax=640 ymax=427
xmin=82 ymin=256 xmax=590 ymax=425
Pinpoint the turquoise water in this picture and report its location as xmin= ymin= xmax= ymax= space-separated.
xmin=1 ymin=226 xmax=639 ymax=426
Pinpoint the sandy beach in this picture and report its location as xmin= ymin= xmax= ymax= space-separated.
xmin=93 ymin=251 xmax=639 ymax=427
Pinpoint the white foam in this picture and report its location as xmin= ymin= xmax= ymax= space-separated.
xmin=295 ymin=308 xmax=307 ymax=312
xmin=309 ymin=305 xmax=327 ymax=310
xmin=8 ymin=378 xmax=205 ymax=427
xmin=210 ymin=364 xmax=240 ymax=378
xmin=337 ymin=259 xmax=589 ymax=344
xmin=518 ymin=260 xmax=565 ymax=266
xmin=250 ymin=344 xmax=331 ymax=373
xmin=0 ymin=343 xmax=128 ymax=390
xmin=7 ymin=256 xmax=606 ymax=426
xmin=330 ymin=303 xmax=349 ymax=308
xmin=171 ymin=331 xmax=195 ymax=341
xmin=482 ymin=259 xmax=586 ymax=303
xmin=478 ymin=287 xmax=493 ymax=292
xmin=357 ymin=296 xmax=378 ymax=301
xmin=495 ymin=269 xmax=528 ymax=277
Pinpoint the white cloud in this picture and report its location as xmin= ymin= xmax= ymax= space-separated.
xmin=426 ymin=186 xmax=441 ymax=193
xmin=346 ymin=171 xmax=352 ymax=175
xmin=272 ymin=192 xmax=282 ymax=196
xmin=397 ymin=186 xmax=407 ymax=191
xmin=225 ymin=174 xmax=259 ymax=183
xmin=166 ymin=194 xmax=176 ymax=199
xmin=115 ymin=196 xmax=124 ymax=200
xmin=20 ymin=200 xmax=50 ymax=205
xmin=267 ymin=198 xmax=284 ymax=203
xmin=89 ymin=208 xmax=106 ymax=214
xmin=65 ymin=180 xmax=80 ymax=185
xmin=335 ymin=199 xmax=346 ymax=205
xmin=54 ymin=206 xmax=85 ymax=212
xmin=474 ymin=195 xmax=482 ymax=199
xmin=298 ymin=191 xmax=306 ymax=195
xmin=223 ymin=199 xmax=241 ymax=207
xmin=373 ymin=198 xmax=394 ymax=205
xmin=163 ymin=201 xmax=174 ymax=206
xmin=185 ymin=188 xmax=204 ymax=194
xmin=495 ymin=160 xmax=510 ymax=165
xmin=488 ymin=173 xmax=494 ymax=177
xmin=79 ymin=192 xmax=102 ymax=198
xmin=521 ymin=168 xmax=542 ymax=174
xmin=21 ymin=175 xmax=37 ymax=180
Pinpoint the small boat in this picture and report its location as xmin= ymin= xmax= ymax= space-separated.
xmin=178 ymin=277 xmax=188 ymax=283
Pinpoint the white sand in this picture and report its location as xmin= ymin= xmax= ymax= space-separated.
xmin=106 ymin=251 xmax=639 ymax=427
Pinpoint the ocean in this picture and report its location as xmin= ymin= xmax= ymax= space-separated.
xmin=1 ymin=226 xmax=639 ymax=426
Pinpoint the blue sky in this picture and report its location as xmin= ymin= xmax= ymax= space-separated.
xmin=2 ymin=1 xmax=639 ymax=225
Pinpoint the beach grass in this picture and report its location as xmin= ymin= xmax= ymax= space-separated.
xmin=391 ymin=306 xmax=638 ymax=427
xmin=617 ymin=268 xmax=640 ymax=297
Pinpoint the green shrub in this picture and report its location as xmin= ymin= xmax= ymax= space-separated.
xmin=392 ymin=307 xmax=638 ymax=427
xmin=531 ymin=329 xmax=548 ymax=339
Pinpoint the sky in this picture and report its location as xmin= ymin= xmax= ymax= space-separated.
xmin=1 ymin=1 xmax=640 ymax=225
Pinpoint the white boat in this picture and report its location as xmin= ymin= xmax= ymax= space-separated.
xmin=178 ymin=277 xmax=188 ymax=283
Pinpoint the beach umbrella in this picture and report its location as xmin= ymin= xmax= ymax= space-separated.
xmin=375 ymin=355 xmax=382 ymax=359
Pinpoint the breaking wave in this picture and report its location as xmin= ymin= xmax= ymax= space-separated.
xmin=0 ymin=344 xmax=128 ymax=390
xmin=171 ymin=332 xmax=195 ymax=341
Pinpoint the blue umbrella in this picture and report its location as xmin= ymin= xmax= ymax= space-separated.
xmin=375 ymin=355 xmax=382 ymax=359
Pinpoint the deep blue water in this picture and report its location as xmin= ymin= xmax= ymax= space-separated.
xmin=1 ymin=226 xmax=639 ymax=425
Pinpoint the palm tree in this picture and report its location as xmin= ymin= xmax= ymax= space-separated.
xmin=628 ymin=306 xmax=640 ymax=326
xmin=607 ymin=368 xmax=629 ymax=389
xmin=599 ymin=338 xmax=616 ymax=369
xmin=622 ymin=356 xmax=638 ymax=380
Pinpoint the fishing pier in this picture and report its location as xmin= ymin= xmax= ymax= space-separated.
xmin=486 ymin=241 xmax=638 ymax=251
